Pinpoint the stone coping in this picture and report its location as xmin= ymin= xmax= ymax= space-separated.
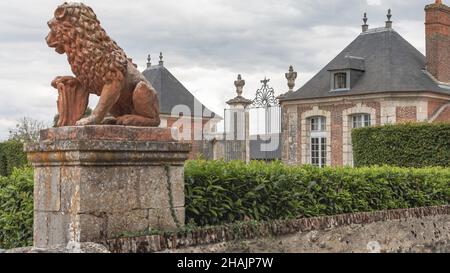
xmin=425 ymin=2 xmax=450 ymax=12
xmin=25 ymin=140 xmax=192 ymax=153
xmin=101 ymin=205 xmax=449 ymax=253
xmin=39 ymin=125 xmax=179 ymax=142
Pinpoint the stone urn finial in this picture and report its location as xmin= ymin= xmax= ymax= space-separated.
xmin=285 ymin=65 xmax=297 ymax=92
xmin=234 ymin=74 xmax=245 ymax=97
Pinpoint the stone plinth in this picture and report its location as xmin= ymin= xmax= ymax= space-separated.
xmin=25 ymin=126 xmax=191 ymax=248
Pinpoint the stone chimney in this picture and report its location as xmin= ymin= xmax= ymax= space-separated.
xmin=425 ymin=0 xmax=450 ymax=83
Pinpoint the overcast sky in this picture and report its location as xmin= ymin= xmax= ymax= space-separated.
xmin=0 ymin=0 xmax=437 ymax=139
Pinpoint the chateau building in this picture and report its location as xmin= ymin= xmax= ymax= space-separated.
xmin=279 ymin=0 xmax=450 ymax=167
xmin=143 ymin=53 xmax=221 ymax=158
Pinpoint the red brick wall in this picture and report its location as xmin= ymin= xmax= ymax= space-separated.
xmin=320 ymin=104 xmax=352 ymax=166
xmin=364 ymin=101 xmax=382 ymax=125
xmin=425 ymin=3 xmax=450 ymax=82
xmin=428 ymin=98 xmax=448 ymax=118
xmin=396 ymin=106 xmax=417 ymax=123
xmin=432 ymin=105 xmax=450 ymax=122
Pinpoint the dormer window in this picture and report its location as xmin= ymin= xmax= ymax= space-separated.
xmin=334 ymin=73 xmax=347 ymax=89
xmin=330 ymin=71 xmax=350 ymax=91
xmin=328 ymin=55 xmax=365 ymax=92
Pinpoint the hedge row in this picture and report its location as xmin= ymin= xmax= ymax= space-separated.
xmin=0 ymin=141 xmax=28 ymax=177
xmin=0 ymin=167 xmax=34 ymax=249
xmin=185 ymin=160 xmax=450 ymax=226
xmin=2 ymin=161 xmax=450 ymax=248
xmin=352 ymin=123 xmax=450 ymax=168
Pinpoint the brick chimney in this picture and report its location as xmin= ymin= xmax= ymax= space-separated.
xmin=425 ymin=0 xmax=450 ymax=83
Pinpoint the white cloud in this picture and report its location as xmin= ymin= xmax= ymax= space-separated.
xmin=367 ymin=0 xmax=382 ymax=6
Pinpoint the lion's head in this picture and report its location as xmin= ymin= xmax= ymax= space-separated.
xmin=46 ymin=2 xmax=129 ymax=93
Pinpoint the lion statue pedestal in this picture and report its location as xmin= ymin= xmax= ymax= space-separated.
xmin=26 ymin=126 xmax=191 ymax=248
xmin=26 ymin=3 xmax=192 ymax=250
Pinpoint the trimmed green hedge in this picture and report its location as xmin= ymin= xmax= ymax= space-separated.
xmin=352 ymin=123 xmax=450 ymax=168
xmin=0 ymin=141 xmax=28 ymax=177
xmin=0 ymin=167 xmax=34 ymax=249
xmin=185 ymin=160 xmax=450 ymax=226
xmin=2 ymin=161 xmax=450 ymax=248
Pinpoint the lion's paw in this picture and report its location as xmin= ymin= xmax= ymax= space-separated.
xmin=75 ymin=116 xmax=97 ymax=126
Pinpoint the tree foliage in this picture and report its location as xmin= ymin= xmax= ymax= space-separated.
xmin=8 ymin=117 xmax=48 ymax=144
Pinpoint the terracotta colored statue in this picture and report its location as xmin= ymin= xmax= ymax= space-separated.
xmin=46 ymin=2 xmax=160 ymax=127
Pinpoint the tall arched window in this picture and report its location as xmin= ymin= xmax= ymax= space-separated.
xmin=309 ymin=116 xmax=327 ymax=167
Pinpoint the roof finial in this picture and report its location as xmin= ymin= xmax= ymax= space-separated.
xmin=159 ymin=52 xmax=164 ymax=66
xmin=234 ymin=74 xmax=245 ymax=97
xmin=386 ymin=9 xmax=393 ymax=29
xmin=362 ymin=12 xmax=369 ymax=32
xmin=147 ymin=54 xmax=152 ymax=68
xmin=285 ymin=65 xmax=298 ymax=93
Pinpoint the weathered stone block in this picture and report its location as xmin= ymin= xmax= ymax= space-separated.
xmin=138 ymin=166 xmax=170 ymax=209
xmin=25 ymin=126 xmax=191 ymax=248
xmin=148 ymin=207 xmax=185 ymax=230
xmin=79 ymin=166 xmax=140 ymax=213
xmin=168 ymin=166 xmax=186 ymax=208
xmin=106 ymin=210 xmax=149 ymax=238
xmin=139 ymin=166 xmax=185 ymax=209
xmin=34 ymin=212 xmax=70 ymax=248
xmin=34 ymin=167 xmax=61 ymax=212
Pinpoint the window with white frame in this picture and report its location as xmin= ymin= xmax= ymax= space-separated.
xmin=334 ymin=72 xmax=347 ymax=90
xmin=310 ymin=116 xmax=326 ymax=132
xmin=309 ymin=116 xmax=327 ymax=167
xmin=352 ymin=114 xmax=371 ymax=129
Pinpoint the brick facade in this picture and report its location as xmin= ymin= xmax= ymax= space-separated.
xmin=432 ymin=104 xmax=450 ymax=122
xmin=396 ymin=106 xmax=417 ymax=123
xmin=280 ymin=1 xmax=450 ymax=167
xmin=282 ymin=95 xmax=450 ymax=167
xmin=428 ymin=98 xmax=448 ymax=117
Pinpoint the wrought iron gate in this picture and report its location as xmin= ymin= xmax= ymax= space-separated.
xmin=223 ymin=77 xmax=282 ymax=161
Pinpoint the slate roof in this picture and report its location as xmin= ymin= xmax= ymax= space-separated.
xmin=281 ymin=27 xmax=450 ymax=101
xmin=143 ymin=64 xmax=218 ymax=118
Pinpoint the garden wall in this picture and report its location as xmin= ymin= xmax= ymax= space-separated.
xmin=102 ymin=205 xmax=450 ymax=253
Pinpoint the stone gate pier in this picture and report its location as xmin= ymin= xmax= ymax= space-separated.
xmin=25 ymin=126 xmax=191 ymax=248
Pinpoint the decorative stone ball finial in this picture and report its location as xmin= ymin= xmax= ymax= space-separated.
xmin=285 ymin=65 xmax=298 ymax=92
xmin=234 ymin=74 xmax=245 ymax=97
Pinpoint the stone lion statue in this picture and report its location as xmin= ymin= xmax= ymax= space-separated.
xmin=46 ymin=2 xmax=160 ymax=127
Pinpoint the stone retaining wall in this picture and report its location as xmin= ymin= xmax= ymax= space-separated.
xmin=102 ymin=205 xmax=450 ymax=253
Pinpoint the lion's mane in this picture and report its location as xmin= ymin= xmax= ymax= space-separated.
xmin=50 ymin=2 xmax=130 ymax=94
